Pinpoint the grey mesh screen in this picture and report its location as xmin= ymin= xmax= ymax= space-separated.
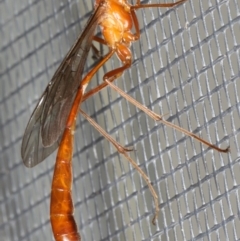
xmin=0 ymin=0 xmax=239 ymax=240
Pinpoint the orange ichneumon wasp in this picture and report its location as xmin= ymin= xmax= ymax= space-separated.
xmin=21 ymin=0 xmax=229 ymax=240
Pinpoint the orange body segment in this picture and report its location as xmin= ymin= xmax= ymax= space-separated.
xmin=50 ymin=111 xmax=81 ymax=241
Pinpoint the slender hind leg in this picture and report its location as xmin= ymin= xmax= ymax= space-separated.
xmin=104 ymin=79 xmax=229 ymax=153
xmin=79 ymin=109 xmax=160 ymax=225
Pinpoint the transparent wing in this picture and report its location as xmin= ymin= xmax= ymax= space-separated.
xmin=21 ymin=4 xmax=105 ymax=167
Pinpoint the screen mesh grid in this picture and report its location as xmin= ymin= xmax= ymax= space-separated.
xmin=0 ymin=0 xmax=239 ymax=240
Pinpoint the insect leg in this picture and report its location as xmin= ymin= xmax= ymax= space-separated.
xmin=82 ymin=62 xmax=131 ymax=102
xmin=79 ymin=109 xmax=159 ymax=225
xmin=133 ymin=0 xmax=187 ymax=9
xmin=92 ymin=36 xmax=107 ymax=45
xmin=105 ymin=79 xmax=230 ymax=153
xmin=91 ymin=36 xmax=108 ymax=59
